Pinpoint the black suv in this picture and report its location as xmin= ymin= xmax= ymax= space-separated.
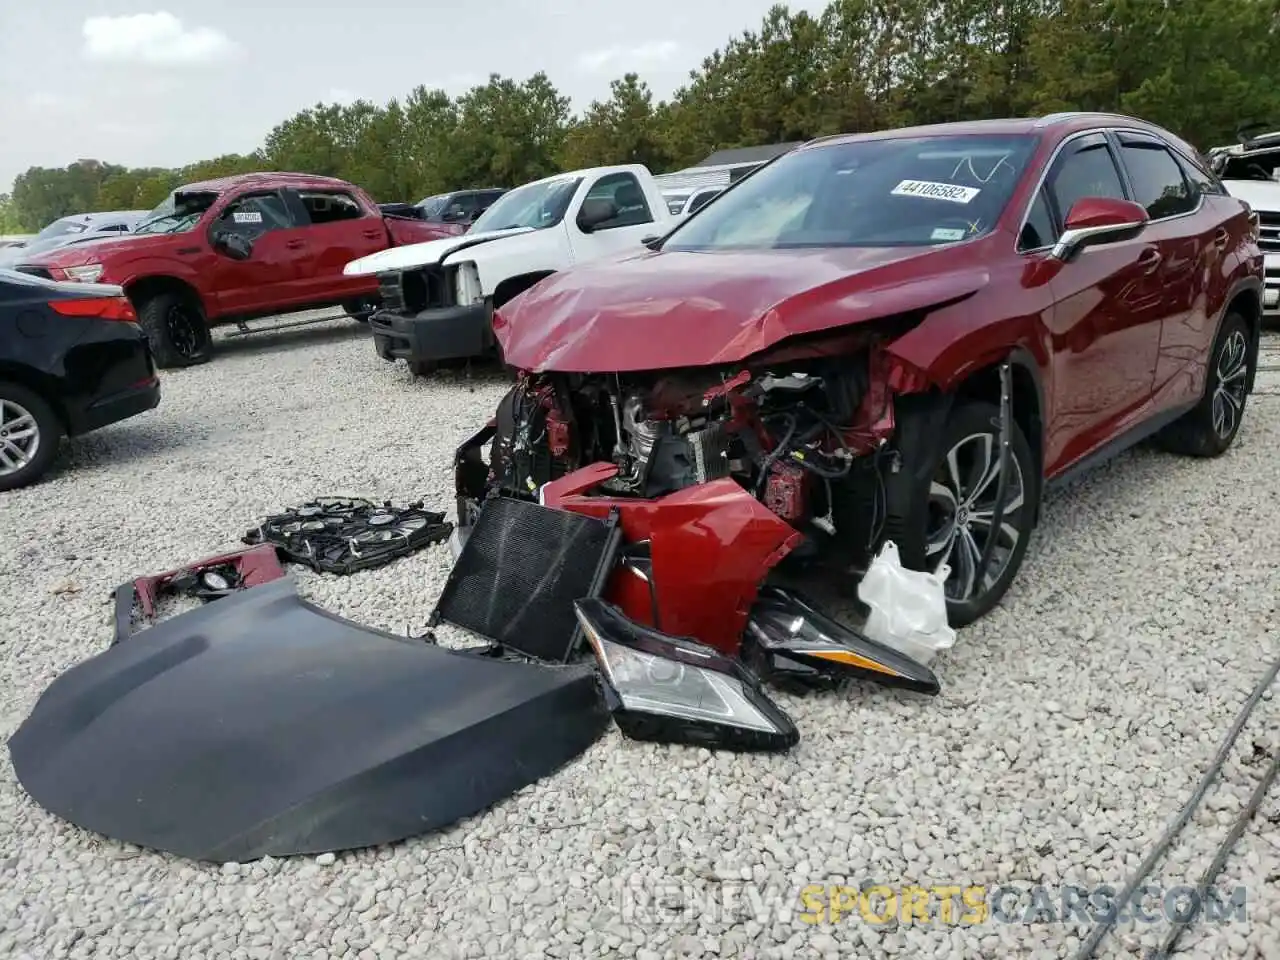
xmin=415 ymin=189 xmax=507 ymax=225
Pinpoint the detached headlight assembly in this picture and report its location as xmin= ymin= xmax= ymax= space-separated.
xmin=63 ymin=263 xmax=105 ymax=284
xmin=573 ymin=598 xmax=798 ymax=752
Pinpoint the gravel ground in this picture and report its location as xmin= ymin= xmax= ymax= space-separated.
xmin=1 ymin=313 xmax=1278 ymax=960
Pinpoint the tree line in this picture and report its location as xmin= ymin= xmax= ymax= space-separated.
xmin=3 ymin=0 xmax=1279 ymax=232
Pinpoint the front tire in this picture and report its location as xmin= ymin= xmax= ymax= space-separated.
xmin=0 ymin=381 xmax=61 ymax=492
xmin=407 ymin=360 xmax=437 ymax=377
xmin=343 ymin=297 xmax=378 ymax=323
xmin=1154 ymin=311 xmax=1252 ymax=457
xmin=885 ymin=400 xmax=1039 ymax=627
xmin=136 ymin=291 xmax=211 ymax=369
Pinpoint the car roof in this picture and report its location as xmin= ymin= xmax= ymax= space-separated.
xmin=519 ymin=164 xmax=651 ymax=189
xmin=177 ymin=172 xmax=357 ymax=194
xmin=802 ymin=113 xmax=1198 ymax=158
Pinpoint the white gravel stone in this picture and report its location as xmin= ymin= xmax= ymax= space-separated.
xmin=1 ymin=317 xmax=1278 ymax=960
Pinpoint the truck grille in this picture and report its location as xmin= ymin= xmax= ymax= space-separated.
xmin=376 ymin=266 xmax=450 ymax=315
xmin=1257 ymin=211 xmax=1280 ymax=252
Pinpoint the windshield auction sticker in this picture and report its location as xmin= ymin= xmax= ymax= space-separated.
xmin=892 ymin=180 xmax=981 ymax=203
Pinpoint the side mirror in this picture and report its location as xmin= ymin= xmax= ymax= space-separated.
xmin=1052 ymin=197 xmax=1148 ymax=261
xmin=577 ymin=197 xmax=619 ymax=233
xmin=442 ymin=205 xmax=468 ymax=222
xmin=213 ymin=230 xmax=253 ymax=261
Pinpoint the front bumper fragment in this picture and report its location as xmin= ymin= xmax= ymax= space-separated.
xmin=369 ymin=302 xmax=492 ymax=365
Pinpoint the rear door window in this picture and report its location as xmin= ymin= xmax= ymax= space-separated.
xmin=1117 ymin=136 xmax=1197 ymax=219
xmin=1173 ymin=152 xmax=1227 ymax=199
xmin=298 ymin=191 xmax=367 ymax=224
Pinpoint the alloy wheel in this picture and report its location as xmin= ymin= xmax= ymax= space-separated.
xmin=0 ymin=398 xmax=41 ymax=477
xmin=924 ymin=432 xmax=1026 ymax=603
xmin=166 ymin=304 xmax=203 ymax=359
xmin=1211 ymin=329 xmax=1248 ymax=441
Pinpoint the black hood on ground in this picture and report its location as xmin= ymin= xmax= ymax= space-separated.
xmin=7 ymin=577 xmax=608 ymax=862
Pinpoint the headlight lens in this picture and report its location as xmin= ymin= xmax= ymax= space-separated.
xmin=63 ymin=264 xmax=105 ymax=283
xmin=574 ymin=598 xmax=798 ymax=751
xmin=593 ymin=636 xmax=780 ymax=732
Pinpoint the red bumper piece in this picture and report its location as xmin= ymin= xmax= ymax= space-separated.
xmin=541 ymin=466 xmax=804 ymax=656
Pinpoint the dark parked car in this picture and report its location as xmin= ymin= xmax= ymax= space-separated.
xmin=0 ymin=268 xmax=160 ymax=491
xmin=416 ymin=188 xmax=507 ymax=225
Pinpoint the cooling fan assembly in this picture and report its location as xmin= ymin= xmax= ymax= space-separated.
xmin=244 ymin=497 xmax=453 ymax=575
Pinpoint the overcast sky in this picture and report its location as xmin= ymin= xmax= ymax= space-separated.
xmin=0 ymin=1 xmax=828 ymax=194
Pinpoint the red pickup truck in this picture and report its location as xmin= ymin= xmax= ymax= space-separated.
xmin=14 ymin=173 xmax=466 ymax=368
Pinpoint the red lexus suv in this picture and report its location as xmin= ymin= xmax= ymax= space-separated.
xmin=448 ymin=113 xmax=1262 ymax=659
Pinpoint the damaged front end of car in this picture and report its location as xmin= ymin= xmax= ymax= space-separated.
xmin=441 ymin=323 xmax=948 ymax=752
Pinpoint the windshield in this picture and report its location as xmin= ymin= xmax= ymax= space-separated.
xmin=34 ymin=217 xmax=89 ymax=241
xmin=1218 ymin=149 xmax=1280 ymax=182
xmin=665 ymin=134 xmax=1039 ymax=251
xmin=469 ymin=178 xmax=583 ymax=233
xmin=133 ymin=190 xmax=220 ymax=235
xmin=417 ymin=194 xmax=448 ymax=218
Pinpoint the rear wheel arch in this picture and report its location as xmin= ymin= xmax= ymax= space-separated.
xmin=492 ymin=271 xmax=555 ymax=309
xmin=1220 ymin=285 xmax=1261 ymax=394
xmin=0 ymin=363 xmax=69 ymax=433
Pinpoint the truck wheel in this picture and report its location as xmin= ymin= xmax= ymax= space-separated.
xmin=343 ymin=297 xmax=378 ymax=323
xmin=136 ymin=291 xmax=211 ymax=368
xmin=0 ymin=381 xmax=61 ymax=492
xmin=407 ymin=360 xmax=437 ymax=377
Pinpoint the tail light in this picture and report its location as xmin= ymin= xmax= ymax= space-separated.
xmin=48 ymin=297 xmax=138 ymax=323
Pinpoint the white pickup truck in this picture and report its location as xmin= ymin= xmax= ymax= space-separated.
xmin=1207 ymin=127 xmax=1280 ymax=318
xmin=345 ymin=163 xmax=677 ymax=374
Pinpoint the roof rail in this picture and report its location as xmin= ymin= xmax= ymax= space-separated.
xmin=1034 ymin=111 xmax=1145 ymax=128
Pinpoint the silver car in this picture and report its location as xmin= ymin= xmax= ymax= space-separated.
xmin=0 ymin=211 xmax=147 ymax=268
